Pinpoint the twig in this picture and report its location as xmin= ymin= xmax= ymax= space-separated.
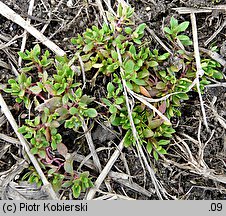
xmin=0 ymin=1 xmax=65 ymax=56
xmin=81 ymin=119 xmax=102 ymax=173
xmin=85 ymin=138 xmax=124 ymax=200
xmin=0 ymin=94 xmax=58 ymax=199
xmin=112 ymin=178 xmax=154 ymax=197
xmin=95 ymin=0 xmax=108 ymax=25
xmin=204 ymin=19 xmax=226 ymax=47
xmin=127 ymin=90 xmax=171 ymax=124
xmin=173 ymin=7 xmax=212 ymax=14
xmin=78 ymin=55 xmax=86 ymax=90
xmin=205 ymin=83 xmax=226 ymax=88
xmin=0 ymin=133 xmax=21 ymax=146
xmin=0 ymin=34 xmax=23 ymax=50
xmin=190 ymin=13 xmax=209 ymax=131
xmin=18 ymin=0 xmax=35 ymax=67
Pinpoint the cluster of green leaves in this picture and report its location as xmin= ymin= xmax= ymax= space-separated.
xmin=5 ymin=45 xmax=95 ymax=198
xmin=4 ymin=3 xmax=224 ymax=197
xmin=70 ymin=4 xmax=223 ymax=160
xmin=164 ymin=16 xmax=193 ymax=46
xmin=62 ymin=171 xmax=93 ymax=198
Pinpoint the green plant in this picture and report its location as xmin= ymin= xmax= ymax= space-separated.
xmin=3 ymin=3 xmax=224 ymax=197
xmin=164 ymin=16 xmax=192 ymax=46
xmin=5 ymin=44 xmax=96 ymax=198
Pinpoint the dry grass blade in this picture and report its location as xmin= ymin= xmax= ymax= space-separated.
xmin=18 ymin=0 xmax=35 ymax=67
xmin=190 ymin=13 xmax=209 ymax=131
xmin=0 ymin=1 xmax=65 ymax=56
xmin=81 ymin=119 xmax=102 ymax=173
xmin=96 ymin=0 xmax=108 ymax=24
xmin=85 ymin=138 xmax=124 ymax=200
xmin=0 ymin=133 xmax=21 ymax=146
xmin=0 ymin=94 xmax=59 ymax=199
xmin=204 ymin=20 xmax=226 ymax=47
xmin=172 ymin=7 xmax=212 ymax=14
xmin=112 ymin=178 xmax=154 ymax=197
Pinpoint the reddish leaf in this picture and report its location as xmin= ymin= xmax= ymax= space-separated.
xmin=158 ymin=101 xmax=167 ymax=114
xmin=45 ymin=127 xmax=51 ymax=142
xmin=139 ymin=86 xmax=151 ymax=97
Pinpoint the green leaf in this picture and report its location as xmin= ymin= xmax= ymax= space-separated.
xmin=158 ymin=53 xmax=170 ymax=61
xmin=69 ymin=107 xmax=78 ymax=115
xmin=133 ymin=38 xmax=142 ymax=44
xmin=133 ymin=79 xmax=146 ymax=86
xmin=153 ymin=151 xmax=159 ymax=160
xmin=39 ymin=150 xmax=46 ymax=158
xmin=111 ymin=50 xmax=118 ymax=60
xmin=158 ymin=139 xmax=170 ymax=145
xmin=138 ymin=69 xmax=149 ymax=79
xmin=176 ymin=93 xmax=189 ymax=100
xmin=147 ymin=142 xmax=153 ymax=154
xmin=126 ymin=6 xmax=134 ymax=19
xmin=84 ymin=108 xmax=97 ymax=118
xmin=157 ymin=148 xmax=167 ymax=154
xmin=177 ymin=35 xmax=190 ymax=41
xmin=18 ymin=51 xmax=30 ymax=60
xmin=181 ymin=40 xmax=192 ymax=46
xmin=212 ymin=71 xmax=223 ymax=79
xmin=33 ymin=44 xmax=41 ymax=56
xmin=48 ymin=168 xmax=57 ymax=175
xmin=92 ymin=63 xmax=103 ymax=68
xmin=176 ymin=21 xmax=189 ymax=33
xmin=18 ymin=126 xmax=27 ymax=134
xmin=83 ymin=42 xmax=94 ymax=52
xmin=156 ymin=82 xmax=166 ymax=90
xmin=21 ymin=66 xmax=33 ymax=72
xmin=115 ymin=97 xmax=124 ymax=105
xmin=117 ymin=3 xmax=123 ymax=17
xmin=143 ymin=128 xmax=154 ymax=138
xmin=34 ymin=116 xmax=40 ymax=126
xmin=102 ymin=98 xmax=112 ymax=106
xmin=24 ymin=133 xmax=33 ymax=139
xmin=125 ymin=27 xmax=132 ymax=34
xmin=75 ymin=88 xmax=82 ymax=98
xmin=62 ymin=181 xmax=73 ymax=188
xmin=163 ymin=27 xmax=172 ymax=34
xmin=29 ymin=86 xmax=42 ymax=94
xmin=30 ymin=147 xmax=38 ymax=155
xmin=64 ymin=159 xmax=74 ymax=174
xmin=107 ymin=82 xmax=115 ymax=95
xmin=149 ymin=61 xmax=158 ymax=67
xmin=136 ymin=23 xmax=146 ymax=34
xmin=149 ymin=119 xmax=162 ymax=129
xmin=109 ymin=105 xmax=117 ymax=114
xmin=159 ymin=70 xmax=166 ymax=77
xmin=129 ymin=45 xmax=136 ymax=56
xmin=170 ymin=16 xmax=178 ymax=29
xmin=124 ymin=59 xmax=135 ymax=73
xmin=72 ymin=185 xmax=81 ymax=198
